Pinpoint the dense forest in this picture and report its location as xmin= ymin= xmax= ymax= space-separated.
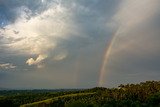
xmin=0 ymin=81 xmax=160 ymax=107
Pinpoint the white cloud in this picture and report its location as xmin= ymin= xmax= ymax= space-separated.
xmin=0 ymin=4 xmax=68 ymax=54
xmin=26 ymin=54 xmax=47 ymax=68
xmin=0 ymin=2 xmax=75 ymax=68
xmin=0 ymin=63 xmax=16 ymax=69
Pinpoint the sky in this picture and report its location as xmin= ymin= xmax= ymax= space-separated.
xmin=0 ymin=0 xmax=160 ymax=89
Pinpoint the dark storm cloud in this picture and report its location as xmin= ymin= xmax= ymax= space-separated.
xmin=0 ymin=0 xmax=56 ymax=26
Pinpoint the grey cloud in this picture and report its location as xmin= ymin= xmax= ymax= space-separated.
xmin=101 ymin=0 xmax=160 ymax=87
xmin=0 ymin=0 xmax=57 ymax=26
xmin=0 ymin=0 xmax=160 ymax=89
xmin=0 ymin=0 xmax=119 ymax=69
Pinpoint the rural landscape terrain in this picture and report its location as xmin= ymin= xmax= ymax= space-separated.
xmin=0 ymin=81 xmax=160 ymax=107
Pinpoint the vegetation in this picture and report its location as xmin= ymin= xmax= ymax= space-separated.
xmin=0 ymin=81 xmax=160 ymax=107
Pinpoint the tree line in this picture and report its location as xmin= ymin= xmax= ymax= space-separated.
xmin=0 ymin=81 xmax=160 ymax=107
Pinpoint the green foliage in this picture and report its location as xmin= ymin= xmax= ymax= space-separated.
xmin=65 ymin=101 xmax=98 ymax=107
xmin=147 ymin=92 xmax=160 ymax=106
xmin=0 ymin=81 xmax=160 ymax=107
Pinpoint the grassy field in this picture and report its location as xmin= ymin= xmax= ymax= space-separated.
xmin=20 ymin=92 xmax=95 ymax=107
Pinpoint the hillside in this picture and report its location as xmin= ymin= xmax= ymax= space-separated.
xmin=0 ymin=81 xmax=160 ymax=107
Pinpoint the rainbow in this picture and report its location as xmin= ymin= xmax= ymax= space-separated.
xmin=98 ymin=31 xmax=120 ymax=87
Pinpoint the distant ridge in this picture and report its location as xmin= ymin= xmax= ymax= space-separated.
xmin=0 ymin=87 xmax=10 ymax=90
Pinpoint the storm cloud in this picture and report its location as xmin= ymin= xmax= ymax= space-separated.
xmin=0 ymin=0 xmax=160 ymax=88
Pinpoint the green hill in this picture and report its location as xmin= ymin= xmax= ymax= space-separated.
xmin=0 ymin=81 xmax=160 ymax=107
xmin=21 ymin=92 xmax=95 ymax=107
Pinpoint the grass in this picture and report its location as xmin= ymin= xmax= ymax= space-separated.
xmin=0 ymin=96 xmax=5 ymax=99
xmin=20 ymin=92 xmax=95 ymax=107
